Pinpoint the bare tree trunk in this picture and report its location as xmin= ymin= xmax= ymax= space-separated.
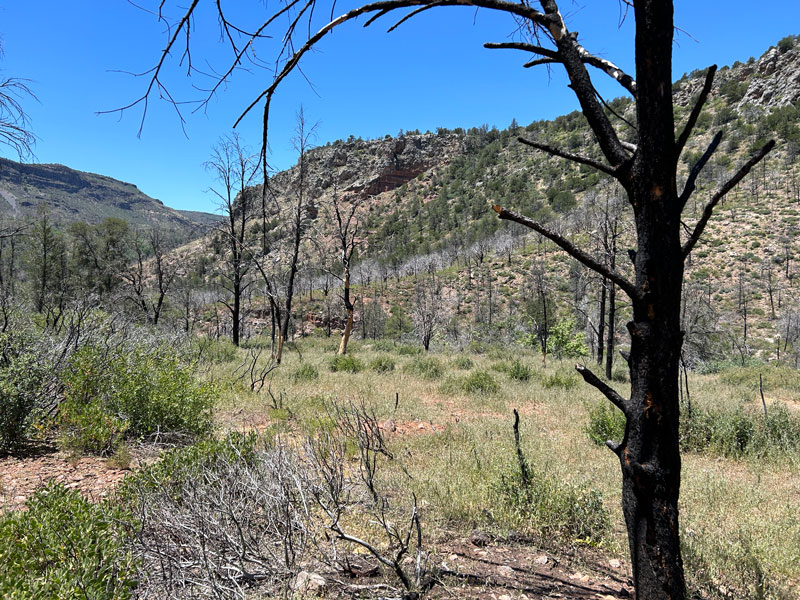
xmin=597 ymin=276 xmax=607 ymax=365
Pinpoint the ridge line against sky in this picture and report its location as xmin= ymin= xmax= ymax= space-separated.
xmin=0 ymin=1 xmax=798 ymax=214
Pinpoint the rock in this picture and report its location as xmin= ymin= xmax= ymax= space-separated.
xmin=382 ymin=418 xmax=397 ymax=432
xmin=469 ymin=529 xmax=491 ymax=547
xmin=291 ymin=571 xmax=326 ymax=595
xmin=496 ymin=565 xmax=515 ymax=578
xmin=609 ymin=558 xmax=622 ymax=569
xmin=533 ymin=554 xmax=549 ymax=566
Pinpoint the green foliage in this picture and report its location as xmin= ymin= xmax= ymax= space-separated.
xmin=195 ymin=336 xmax=239 ymax=364
xmin=462 ymin=370 xmax=500 ymax=394
xmin=118 ymin=432 xmax=260 ymax=502
xmin=395 ymin=343 xmax=423 ymax=356
xmin=585 ymin=402 xmax=626 ymax=446
xmin=384 ymin=304 xmax=413 ymax=339
xmin=328 ymin=354 xmax=363 ymax=373
xmin=542 ymin=369 xmax=579 ymax=390
xmin=59 ymin=346 xmax=215 ymax=455
xmin=0 ymin=331 xmax=47 ymax=451
xmin=404 ymin=356 xmax=444 ymax=380
xmin=490 ymin=462 xmax=610 ymax=544
xmin=290 ymin=363 xmax=319 ymax=382
xmin=681 ymin=403 xmax=800 ymax=459
xmin=546 ymin=318 xmax=589 ymax=359
xmin=452 ymin=355 xmax=474 ymax=370
xmin=506 ymin=359 xmax=532 ymax=382
xmin=370 ymin=355 xmax=396 ymax=373
xmin=0 ymin=482 xmax=137 ymax=600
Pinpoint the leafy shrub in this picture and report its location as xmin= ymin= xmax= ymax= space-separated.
xmin=546 ymin=318 xmax=589 ymax=359
xmin=542 ymin=369 xmax=579 ymax=390
xmin=490 ymin=463 xmax=610 ymax=544
xmin=195 ymin=336 xmax=238 ymax=364
xmin=290 ymin=363 xmax=319 ymax=382
xmin=507 ymin=359 xmax=532 ymax=382
xmin=452 ymin=355 xmax=474 ymax=370
xmin=462 ymin=370 xmax=500 ymax=394
xmin=0 ymin=482 xmax=137 ymax=599
xmin=0 ymin=332 xmax=47 ymax=451
xmin=59 ymin=345 xmax=216 ymax=455
xmin=404 ymin=356 xmax=444 ymax=380
xmin=396 ymin=343 xmax=423 ymax=356
xmin=586 ymin=402 xmax=626 ymax=446
xmin=370 ymin=355 xmax=396 ymax=373
xmin=328 ymin=354 xmax=363 ymax=373
xmin=681 ymin=403 xmax=800 ymax=459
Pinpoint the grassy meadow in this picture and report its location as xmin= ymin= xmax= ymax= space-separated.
xmin=208 ymin=334 xmax=800 ymax=599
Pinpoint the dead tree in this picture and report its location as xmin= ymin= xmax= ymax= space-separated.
xmin=206 ymin=133 xmax=259 ymax=346
xmin=327 ymin=191 xmax=362 ymax=355
xmin=135 ymin=2 xmax=775 ymax=597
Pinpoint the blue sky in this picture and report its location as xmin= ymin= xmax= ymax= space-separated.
xmin=0 ymin=1 xmax=798 ymax=214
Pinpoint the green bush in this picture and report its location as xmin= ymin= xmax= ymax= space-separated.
xmin=195 ymin=336 xmax=238 ymax=364
xmin=490 ymin=463 xmax=610 ymax=544
xmin=0 ymin=332 xmax=47 ymax=451
xmin=546 ymin=318 xmax=589 ymax=359
xmin=542 ymin=369 xmax=579 ymax=390
xmin=462 ymin=370 xmax=500 ymax=394
xmin=0 ymin=482 xmax=137 ymax=599
xmin=59 ymin=345 xmax=216 ymax=455
xmin=396 ymin=343 xmax=423 ymax=356
xmin=370 ymin=355 xmax=396 ymax=373
xmin=404 ymin=356 xmax=444 ymax=379
xmin=681 ymin=403 xmax=800 ymax=459
xmin=452 ymin=355 xmax=474 ymax=370
xmin=328 ymin=354 xmax=363 ymax=373
xmin=290 ymin=363 xmax=319 ymax=382
xmin=586 ymin=402 xmax=626 ymax=446
xmin=507 ymin=359 xmax=532 ymax=382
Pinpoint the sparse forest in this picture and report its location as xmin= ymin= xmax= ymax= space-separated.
xmin=1 ymin=6 xmax=800 ymax=600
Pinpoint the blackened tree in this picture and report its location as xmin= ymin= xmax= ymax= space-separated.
xmin=134 ymin=2 xmax=774 ymax=597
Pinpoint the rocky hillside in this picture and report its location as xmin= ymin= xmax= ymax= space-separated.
xmin=0 ymin=158 xmax=221 ymax=242
xmin=189 ymin=34 xmax=800 ymax=364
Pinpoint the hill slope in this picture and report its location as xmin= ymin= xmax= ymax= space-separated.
xmin=0 ymin=158 xmax=221 ymax=241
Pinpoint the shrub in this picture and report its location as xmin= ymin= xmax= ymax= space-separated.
xmin=463 ymin=370 xmax=500 ymax=394
xmin=370 ymin=355 xmax=396 ymax=373
xmin=404 ymin=356 xmax=444 ymax=379
xmin=396 ymin=343 xmax=423 ymax=356
xmin=507 ymin=359 xmax=532 ymax=382
xmin=328 ymin=354 xmax=363 ymax=373
xmin=0 ymin=482 xmax=137 ymax=600
xmin=0 ymin=332 xmax=47 ymax=451
xmin=195 ymin=336 xmax=238 ymax=364
xmin=290 ymin=363 xmax=319 ymax=382
xmin=452 ymin=355 xmax=474 ymax=370
xmin=490 ymin=463 xmax=610 ymax=544
xmin=681 ymin=403 xmax=800 ymax=459
xmin=546 ymin=318 xmax=589 ymax=359
xmin=542 ymin=369 xmax=579 ymax=390
xmin=59 ymin=345 xmax=216 ymax=455
xmin=586 ymin=402 xmax=626 ymax=446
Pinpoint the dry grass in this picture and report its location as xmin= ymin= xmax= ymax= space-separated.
xmin=210 ymin=336 xmax=800 ymax=598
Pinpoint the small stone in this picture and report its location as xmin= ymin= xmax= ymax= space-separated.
xmin=533 ymin=554 xmax=548 ymax=566
xmin=292 ymin=571 xmax=326 ymax=594
xmin=469 ymin=529 xmax=491 ymax=547
xmin=382 ymin=419 xmax=397 ymax=432
xmin=498 ymin=595 xmax=512 ymax=600
xmin=609 ymin=558 xmax=622 ymax=569
xmin=497 ymin=565 xmax=515 ymax=578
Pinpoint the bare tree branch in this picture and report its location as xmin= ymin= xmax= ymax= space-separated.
xmin=679 ymin=129 xmax=722 ymax=206
xmin=682 ymin=139 xmax=775 ymax=258
xmin=676 ymin=65 xmax=717 ymax=156
xmin=575 ymin=363 xmax=630 ymax=415
xmin=492 ymin=205 xmax=638 ymax=300
xmin=518 ymin=135 xmax=616 ymax=176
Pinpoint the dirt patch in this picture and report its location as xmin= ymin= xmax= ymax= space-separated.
xmin=381 ymin=418 xmax=445 ymax=436
xmin=0 ymin=448 xmax=154 ymax=511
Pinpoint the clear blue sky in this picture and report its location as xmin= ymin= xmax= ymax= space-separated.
xmin=0 ymin=1 xmax=798 ymax=214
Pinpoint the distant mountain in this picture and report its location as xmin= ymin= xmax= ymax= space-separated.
xmin=0 ymin=158 xmax=221 ymax=242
